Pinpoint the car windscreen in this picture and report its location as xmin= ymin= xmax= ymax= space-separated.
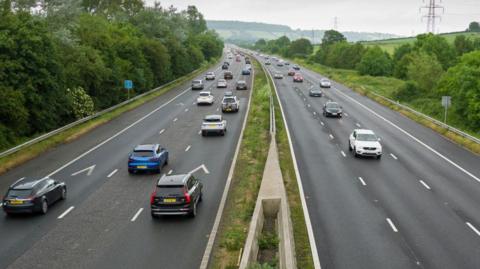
xmin=156 ymin=185 xmax=185 ymax=196
xmin=237 ymin=82 xmax=246 ymax=86
xmin=326 ymin=103 xmax=339 ymax=109
xmin=357 ymin=133 xmax=378 ymax=141
xmin=192 ymin=80 xmax=201 ymax=84
xmin=199 ymin=93 xmax=210 ymax=97
xmin=7 ymin=189 xmax=32 ymax=198
xmin=132 ymin=150 xmax=154 ymax=157
xmin=223 ymin=98 xmax=236 ymax=103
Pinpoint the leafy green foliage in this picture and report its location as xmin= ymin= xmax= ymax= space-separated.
xmin=321 ymin=30 xmax=346 ymax=47
xmin=468 ymin=21 xmax=480 ymax=32
xmin=356 ymin=46 xmax=393 ymax=76
xmin=406 ymin=51 xmax=443 ymax=93
xmin=286 ymin=38 xmax=312 ymax=58
xmin=66 ymin=87 xmax=95 ymax=120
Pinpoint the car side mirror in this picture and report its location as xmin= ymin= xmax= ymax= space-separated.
xmin=54 ymin=181 xmax=60 ymax=185
xmin=377 ymin=138 xmax=381 ymax=142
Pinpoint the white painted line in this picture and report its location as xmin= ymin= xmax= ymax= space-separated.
xmin=198 ymin=130 xmax=202 ymax=135
xmin=216 ymin=107 xmax=220 ymax=111
xmin=419 ymin=180 xmax=431 ymax=190
xmin=333 ymin=87 xmax=480 ymax=183
xmin=320 ymin=121 xmax=324 ymax=126
xmin=193 ymin=102 xmax=196 ymax=105
xmin=356 ymin=123 xmax=361 ymax=127
xmin=466 ymin=222 xmax=480 ymax=237
xmin=344 ymin=113 xmax=349 ymax=117
xmin=185 ymin=145 xmax=191 ymax=152
xmin=71 ymin=165 xmax=96 ymax=176
xmin=329 ymin=134 xmax=334 ymax=140
xmin=46 ymin=85 xmax=194 ymax=177
xmin=159 ymin=129 xmax=165 ymax=135
xmin=131 ymin=208 xmax=144 ymax=222
xmin=307 ymin=104 xmax=311 ymax=107
xmin=168 ymin=169 xmax=173 ymax=175
xmin=173 ymin=118 xmax=178 ymax=122
xmin=386 ymin=218 xmax=398 ymax=232
xmin=185 ymin=108 xmax=189 ymax=112
xmin=341 ymin=151 xmax=346 ymax=157
xmin=107 ymin=169 xmax=118 ymax=178
xmin=390 ymin=153 xmax=398 ymax=160
xmin=358 ymin=177 xmax=367 ymax=186
xmin=259 ymin=65 xmax=321 ymax=269
xmin=313 ymin=112 xmax=316 ymax=115
xmin=58 ymin=206 xmax=75 ymax=219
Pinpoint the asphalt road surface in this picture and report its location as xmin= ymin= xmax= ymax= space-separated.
xmin=0 ymin=51 xmax=252 ymax=269
xmin=258 ymin=56 xmax=480 ymax=269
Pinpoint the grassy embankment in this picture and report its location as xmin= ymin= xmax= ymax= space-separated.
xmin=294 ymin=58 xmax=480 ymax=154
xmin=0 ymin=60 xmax=217 ymax=175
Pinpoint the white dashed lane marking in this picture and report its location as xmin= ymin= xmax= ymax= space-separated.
xmin=107 ymin=169 xmax=118 ymax=178
xmin=358 ymin=177 xmax=366 ymax=186
xmin=173 ymin=118 xmax=178 ymax=122
xmin=168 ymin=170 xmax=173 ymax=175
xmin=390 ymin=153 xmax=398 ymax=160
xmin=58 ymin=206 xmax=75 ymax=219
xmin=159 ymin=129 xmax=165 ymax=135
xmin=386 ymin=218 xmax=398 ymax=232
xmin=185 ymin=145 xmax=191 ymax=152
xmin=131 ymin=208 xmax=144 ymax=222
xmin=419 ymin=180 xmax=431 ymax=190
xmin=341 ymin=151 xmax=346 ymax=157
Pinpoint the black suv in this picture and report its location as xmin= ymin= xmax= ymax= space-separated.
xmin=150 ymin=174 xmax=203 ymax=218
xmin=222 ymin=64 xmax=229 ymax=70
xmin=2 ymin=177 xmax=66 ymax=215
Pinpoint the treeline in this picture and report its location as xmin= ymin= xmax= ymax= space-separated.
xmin=0 ymin=1 xmax=223 ymax=150
xmin=253 ymin=30 xmax=480 ymax=131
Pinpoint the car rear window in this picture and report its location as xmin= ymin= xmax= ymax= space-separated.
xmin=326 ymin=103 xmax=339 ymax=108
xmin=156 ymin=185 xmax=185 ymax=196
xmin=7 ymin=189 xmax=32 ymax=198
xmin=193 ymin=80 xmax=201 ymax=84
xmin=133 ymin=150 xmax=154 ymax=157
xmin=223 ymin=98 xmax=236 ymax=103
xmin=199 ymin=92 xmax=210 ymax=96
xmin=205 ymin=118 xmax=221 ymax=122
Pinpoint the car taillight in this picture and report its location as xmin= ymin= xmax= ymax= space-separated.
xmin=150 ymin=192 xmax=156 ymax=205
xmin=184 ymin=191 xmax=191 ymax=204
xmin=128 ymin=158 xmax=134 ymax=163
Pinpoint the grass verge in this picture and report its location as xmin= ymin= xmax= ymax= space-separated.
xmin=210 ymin=60 xmax=271 ymax=269
xmin=294 ymin=59 xmax=480 ymax=154
xmin=0 ymin=61 xmax=217 ymax=175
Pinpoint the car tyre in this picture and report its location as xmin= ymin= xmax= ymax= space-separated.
xmin=151 ymin=212 xmax=158 ymax=219
xmin=60 ymin=187 xmax=67 ymax=200
xmin=40 ymin=199 xmax=48 ymax=215
xmin=199 ymin=192 xmax=203 ymax=203
xmin=189 ymin=202 xmax=197 ymax=218
xmin=202 ymin=131 xmax=207 ymax=137
xmin=348 ymin=142 xmax=352 ymax=151
xmin=353 ymin=147 xmax=359 ymax=157
xmin=128 ymin=169 xmax=134 ymax=174
xmin=377 ymin=155 xmax=382 ymax=159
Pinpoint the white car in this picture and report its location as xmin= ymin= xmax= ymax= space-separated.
xmin=274 ymin=73 xmax=284 ymax=79
xmin=221 ymin=96 xmax=240 ymax=113
xmin=201 ymin=115 xmax=227 ymax=136
xmin=205 ymin=72 xmax=215 ymax=80
xmin=320 ymin=78 xmax=331 ymax=88
xmin=217 ymin=79 xmax=227 ymax=88
xmin=349 ymin=129 xmax=382 ymax=159
xmin=197 ymin=91 xmax=214 ymax=105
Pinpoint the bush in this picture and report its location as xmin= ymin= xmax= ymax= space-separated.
xmin=356 ymin=46 xmax=393 ymax=76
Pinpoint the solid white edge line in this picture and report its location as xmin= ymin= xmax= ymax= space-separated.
xmin=390 ymin=153 xmax=398 ymax=160
xmin=358 ymin=177 xmax=367 ymax=186
xmin=386 ymin=218 xmax=398 ymax=232
xmin=200 ymin=58 xmax=256 ymax=269
xmin=185 ymin=145 xmax=191 ymax=152
xmin=58 ymin=206 xmax=75 ymax=219
xmin=167 ymin=169 xmax=173 ymax=175
xmin=329 ymin=134 xmax=334 ymax=139
xmin=332 ymin=86 xmax=480 ymax=183
xmin=130 ymin=208 xmax=143 ymax=222
xmin=198 ymin=130 xmax=202 ymax=135
xmin=341 ymin=151 xmax=346 ymax=157
xmin=320 ymin=121 xmax=324 ymax=126
xmin=466 ymin=222 xmax=480 ymax=237
xmin=263 ymin=62 xmax=322 ymax=269
xmin=107 ymin=169 xmax=118 ymax=178
xmin=419 ymin=180 xmax=431 ymax=190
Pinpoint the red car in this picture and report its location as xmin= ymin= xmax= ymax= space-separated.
xmin=293 ymin=74 xmax=304 ymax=82
xmin=288 ymin=70 xmax=296 ymax=76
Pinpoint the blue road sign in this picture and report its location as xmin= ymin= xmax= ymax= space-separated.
xmin=124 ymin=80 xmax=133 ymax=89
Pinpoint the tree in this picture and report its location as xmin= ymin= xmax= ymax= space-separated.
xmin=356 ymin=46 xmax=393 ymax=76
xmin=255 ymin=38 xmax=267 ymax=49
xmin=185 ymin=5 xmax=206 ymax=34
xmin=453 ymin=35 xmax=474 ymax=56
xmin=406 ymin=51 xmax=443 ymax=93
xmin=287 ymin=38 xmax=312 ymax=58
xmin=321 ymin=30 xmax=346 ymax=47
xmin=436 ymin=51 xmax=480 ymax=130
xmin=414 ymin=34 xmax=456 ymax=69
xmin=468 ymin=21 xmax=480 ymax=32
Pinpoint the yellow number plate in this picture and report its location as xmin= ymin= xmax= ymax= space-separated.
xmin=10 ymin=200 xmax=23 ymax=205
xmin=163 ymin=198 xmax=176 ymax=203
xmin=137 ymin=166 xmax=147 ymax=169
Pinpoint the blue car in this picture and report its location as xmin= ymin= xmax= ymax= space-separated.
xmin=128 ymin=144 xmax=168 ymax=174
xmin=242 ymin=68 xmax=251 ymax=75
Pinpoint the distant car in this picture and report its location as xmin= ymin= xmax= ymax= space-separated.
xmin=320 ymin=78 xmax=331 ymax=88
xmin=274 ymin=73 xmax=284 ymax=79
xmin=228 ymin=55 xmax=233 ymax=59
xmin=323 ymin=101 xmax=343 ymax=117
xmin=309 ymin=87 xmax=323 ymax=97
xmin=293 ymin=65 xmax=300 ymax=70
xmin=245 ymin=64 xmax=252 ymax=70
xmin=245 ymin=60 xmax=251 ymax=64
xmin=236 ymin=56 xmax=241 ymax=62
xmin=349 ymin=129 xmax=382 ymax=159
xmin=284 ymin=62 xmax=290 ymax=65
xmin=128 ymin=144 xmax=168 ymax=174
xmin=205 ymin=72 xmax=215 ymax=80
xmin=265 ymin=61 xmax=271 ymax=65
xmin=293 ymin=73 xmax=304 ymax=82
xmin=236 ymin=80 xmax=248 ymax=90
xmin=224 ymin=61 xmax=230 ymax=66
xmin=224 ymin=91 xmax=233 ymax=97
xmin=196 ymin=91 xmax=215 ymax=105
xmin=224 ymin=71 xmax=233 ymax=80
xmin=2 ymin=177 xmax=67 ymax=215
xmin=277 ymin=62 xmax=284 ymax=67
xmin=287 ymin=70 xmax=296 ymax=76
xmin=150 ymin=174 xmax=203 ymax=218
xmin=201 ymin=115 xmax=227 ymax=136
xmin=191 ymin=79 xmax=204 ymax=90
xmin=217 ymin=79 xmax=227 ymax=88
xmin=222 ymin=96 xmax=240 ymax=113
xmin=242 ymin=68 xmax=251 ymax=75
xmin=222 ymin=64 xmax=229 ymax=70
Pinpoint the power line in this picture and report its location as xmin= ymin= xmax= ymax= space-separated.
xmin=333 ymin=16 xmax=338 ymax=30
xmin=420 ymin=0 xmax=445 ymax=33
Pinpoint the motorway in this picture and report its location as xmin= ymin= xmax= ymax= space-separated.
xmin=257 ymin=56 xmax=480 ymax=269
xmin=0 ymin=51 xmax=252 ymax=269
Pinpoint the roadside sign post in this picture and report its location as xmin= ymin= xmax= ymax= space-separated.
xmin=124 ymin=80 xmax=133 ymax=100
xmin=441 ymin=96 xmax=451 ymax=124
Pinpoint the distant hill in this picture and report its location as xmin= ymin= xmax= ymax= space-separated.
xmin=207 ymin=20 xmax=401 ymax=44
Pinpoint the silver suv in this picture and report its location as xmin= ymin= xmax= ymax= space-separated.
xmin=221 ymin=96 xmax=240 ymax=113
xmin=192 ymin=80 xmax=204 ymax=90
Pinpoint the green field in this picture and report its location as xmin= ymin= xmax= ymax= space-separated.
xmin=362 ymin=31 xmax=480 ymax=54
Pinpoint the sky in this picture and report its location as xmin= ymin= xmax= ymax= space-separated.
xmin=150 ymin=0 xmax=480 ymax=36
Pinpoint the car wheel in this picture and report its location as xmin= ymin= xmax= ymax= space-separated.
xmin=128 ymin=169 xmax=134 ymax=174
xmin=151 ymin=212 xmax=158 ymax=219
xmin=155 ymin=168 xmax=161 ymax=174
xmin=202 ymin=131 xmax=207 ymax=137
xmin=353 ymin=147 xmax=358 ymax=157
xmin=199 ymin=192 xmax=203 ymax=203
xmin=220 ymin=131 xmax=225 ymax=136
xmin=40 ymin=199 xmax=48 ymax=215
xmin=189 ymin=202 xmax=197 ymax=218
xmin=377 ymin=155 xmax=382 ymax=159
xmin=60 ymin=187 xmax=67 ymax=200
